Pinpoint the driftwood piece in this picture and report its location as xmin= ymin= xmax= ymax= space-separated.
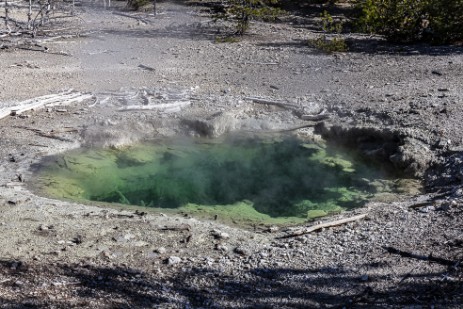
xmin=244 ymin=96 xmax=300 ymax=110
xmin=0 ymin=91 xmax=92 ymax=120
xmin=407 ymin=201 xmax=432 ymax=209
xmin=46 ymin=93 xmax=93 ymax=107
xmin=112 ymin=12 xmax=152 ymax=24
xmin=242 ymin=62 xmax=279 ymax=65
xmin=138 ymin=64 xmax=155 ymax=71
xmin=13 ymin=126 xmax=77 ymax=141
xmin=117 ymin=101 xmax=191 ymax=112
xmin=301 ymin=111 xmax=330 ymax=121
xmin=277 ymin=214 xmax=368 ymax=239
xmin=160 ymin=224 xmax=191 ymax=232
xmin=277 ymin=123 xmax=318 ymax=132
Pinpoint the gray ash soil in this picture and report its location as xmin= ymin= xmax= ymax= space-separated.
xmin=0 ymin=2 xmax=462 ymax=308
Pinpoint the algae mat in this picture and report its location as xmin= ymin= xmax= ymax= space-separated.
xmin=33 ymin=135 xmax=403 ymax=226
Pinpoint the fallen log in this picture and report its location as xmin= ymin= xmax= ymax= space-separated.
xmin=117 ymin=101 xmax=191 ymax=111
xmin=0 ymin=91 xmax=92 ymax=120
xmin=244 ymin=96 xmax=300 ymax=110
xmin=277 ymin=213 xmax=368 ymax=239
xmin=277 ymin=123 xmax=318 ymax=132
xmin=301 ymin=111 xmax=330 ymax=121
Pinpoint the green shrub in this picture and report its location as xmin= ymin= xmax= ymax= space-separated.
xmin=127 ymin=0 xmax=152 ymax=11
xmin=320 ymin=10 xmax=343 ymax=33
xmin=308 ymin=36 xmax=348 ymax=53
xmin=354 ymin=0 xmax=463 ymax=43
xmin=215 ymin=0 xmax=284 ymax=35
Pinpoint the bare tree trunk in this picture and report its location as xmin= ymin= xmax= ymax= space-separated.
xmin=153 ymin=0 xmax=156 ymax=16
xmin=28 ymin=0 xmax=33 ymax=29
xmin=4 ymin=0 xmax=10 ymax=30
xmin=46 ymin=0 xmax=51 ymax=20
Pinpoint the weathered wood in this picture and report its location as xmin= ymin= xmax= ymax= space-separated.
xmin=117 ymin=101 xmax=191 ymax=111
xmin=0 ymin=91 xmax=92 ymax=120
xmin=277 ymin=123 xmax=318 ymax=132
xmin=244 ymin=96 xmax=300 ymax=110
xmin=301 ymin=112 xmax=330 ymax=121
xmin=277 ymin=214 xmax=368 ymax=239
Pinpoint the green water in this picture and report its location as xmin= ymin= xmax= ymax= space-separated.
xmin=34 ymin=135 xmax=412 ymax=225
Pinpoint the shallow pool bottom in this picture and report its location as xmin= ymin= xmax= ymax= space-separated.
xmin=34 ymin=134 xmax=412 ymax=226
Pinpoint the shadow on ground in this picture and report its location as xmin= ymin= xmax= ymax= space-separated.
xmin=0 ymin=248 xmax=461 ymax=308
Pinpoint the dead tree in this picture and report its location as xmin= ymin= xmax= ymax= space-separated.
xmin=4 ymin=0 xmax=10 ymax=31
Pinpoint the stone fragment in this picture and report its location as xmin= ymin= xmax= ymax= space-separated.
xmin=165 ymin=256 xmax=181 ymax=265
xmin=234 ymin=246 xmax=250 ymax=256
xmin=211 ymin=229 xmax=230 ymax=240
xmin=154 ymin=247 xmax=167 ymax=254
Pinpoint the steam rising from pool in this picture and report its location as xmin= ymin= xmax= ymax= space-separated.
xmin=34 ymin=134 xmax=405 ymax=225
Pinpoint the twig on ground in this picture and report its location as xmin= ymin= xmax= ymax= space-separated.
xmin=277 ymin=214 xmax=368 ymax=239
xmin=276 ymin=123 xmax=318 ymax=132
xmin=160 ymin=224 xmax=191 ymax=232
xmin=301 ymin=110 xmax=330 ymax=121
xmin=407 ymin=202 xmax=433 ymax=209
xmin=112 ymin=12 xmax=152 ymax=24
xmin=244 ymin=96 xmax=300 ymax=110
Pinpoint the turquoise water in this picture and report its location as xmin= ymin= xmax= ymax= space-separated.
xmin=34 ymin=135 xmax=408 ymax=225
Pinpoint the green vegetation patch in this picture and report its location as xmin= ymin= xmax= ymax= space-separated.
xmin=34 ymin=135 xmax=412 ymax=225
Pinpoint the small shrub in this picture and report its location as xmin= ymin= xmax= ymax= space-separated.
xmin=320 ymin=10 xmax=343 ymax=33
xmin=127 ymin=0 xmax=152 ymax=11
xmin=308 ymin=36 xmax=348 ymax=53
xmin=214 ymin=0 xmax=284 ymax=35
xmin=215 ymin=35 xmax=241 ymax=43
xmin=354 ymin=0 xmax=463 ymax=44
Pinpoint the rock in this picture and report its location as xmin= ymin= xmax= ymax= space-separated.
xmin=154 ymin=247 xmax=167 ymax=254
xmin=72 ymin=235 xmax=84 ymax=245
xmin=234 ymin=246 xmax=250 ymax=256
xmin=265 ymin=226 xmax=279 ymax=233
xmin=211 ymin=229 xmax=230 ymax=240
xmin=165 ymin=256 xmax=182 ymax=265
xmin=215 ymin=244 xmax=228 ymax=252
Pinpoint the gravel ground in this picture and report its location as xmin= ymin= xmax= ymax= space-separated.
xmin=0 ymin=1 xmax=462 ymax=308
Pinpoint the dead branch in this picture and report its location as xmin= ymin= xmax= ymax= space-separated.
xmin=277 ymin=214 xmax=368 ymax=239
xmin=244 ymin=96 xmax=300 ymax=110
xmin=12 ymin=126 xmax=77 ymax=141
xmin=0 ymin=91 xmax=92 ymax=120
xmin=112 ymin=12 xmax=152 ymax=24
xmin=242 ymin=62 xmax=279 ymax=65
xmin=407 ymin=201 xmax=433 ymax=209
xmin=160 ymin=224 xmax=191 ymax=232
xmin=301 ymin=112 xmax=330 ymax=121
xmin=138 ymin=64 xmax=155 ymax=71
xmin=276 ymin=123 xmax=318 ymax=132
xmin=117 ymin=101 xmax=191 ymax=111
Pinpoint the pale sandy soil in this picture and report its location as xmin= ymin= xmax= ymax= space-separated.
xmin=0 ymin=2 xmax=462 ymax=308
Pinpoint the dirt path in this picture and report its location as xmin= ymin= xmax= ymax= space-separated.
xmin=0 ymin=2 xmax=462 ymax=308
